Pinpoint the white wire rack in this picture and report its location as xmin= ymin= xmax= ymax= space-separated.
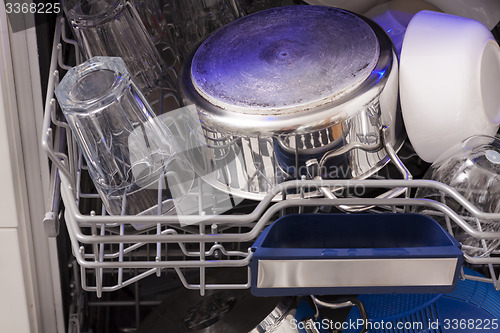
xmin=42 ymin=16 xmax=500 ymax=298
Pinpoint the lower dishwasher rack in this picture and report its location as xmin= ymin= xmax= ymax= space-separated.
xmin=42 ymin=16 xmax=500 ymax=298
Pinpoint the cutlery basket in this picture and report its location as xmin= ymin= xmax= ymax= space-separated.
xmin=250 ymin=213 xmax=464 ymax=296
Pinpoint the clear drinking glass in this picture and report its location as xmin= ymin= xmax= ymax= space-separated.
xmin=130 ymin=0 xmax=180 ymax=67
xmin=235 ymin=0 xmax=304 ymax=15
xmin=169 ymin=0 xmax=241 ymax=59
xmin=415 ymin=135 xmax=500 ymax=256
xmin=63 ymin=0 xmax=176 ymax=95
xmin=55 ymin=57 xmax=191 ymax=216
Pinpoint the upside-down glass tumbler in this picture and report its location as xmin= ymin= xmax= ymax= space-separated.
xmin=63 ymin=0 xmax=175 ymax=94
xmin=169 ymin=0 xmax=240 ymax=59
xmin=55 ymin=56 xmax=188 ymax=216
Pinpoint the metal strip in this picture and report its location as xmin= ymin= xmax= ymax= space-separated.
xmin=257 ymin=258 xmax=459 ymax=288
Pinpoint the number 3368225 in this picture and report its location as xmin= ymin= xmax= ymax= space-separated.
xmin=6 ymin=2 xmax=61 ymax=14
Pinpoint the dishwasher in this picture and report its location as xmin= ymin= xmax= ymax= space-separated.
xmin=3 ymin=1 xmax=500 ymax=332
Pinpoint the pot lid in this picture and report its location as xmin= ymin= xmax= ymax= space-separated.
xmin=190 ymin=5 xmax=380 ymax=122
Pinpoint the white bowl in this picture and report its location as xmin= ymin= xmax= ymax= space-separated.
xmin=400 ymin=10 xmax=500 ymax=163
xmin=363 ymin=0 xmax=442 ymax=56
xmin=306 ymin=0 xmax=500 ymax=30
xmin=426 ymin=0 xmax=500 ymax=30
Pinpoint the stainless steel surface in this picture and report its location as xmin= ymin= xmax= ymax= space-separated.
xmin=249 ymin=298 xmax=297 ymax=333
xmin=137 ymin=270 xmax=293 ymax=333
xmin=310 ymin=296 xmax=369 ymax=333
xmin=311 ymin=297 xmax=353 ymax=310
xmin=256 ymin=258 xmax=459 ymax=289
xmin=306 ymin=127 xmax=411 ymax=213
xmin=186 ymin=5 xmax=394 ymax=136
xmin=182 ymin=5 xmax=403 ymax=200
xmin=191 ymin=6 xmax=379 ymax=126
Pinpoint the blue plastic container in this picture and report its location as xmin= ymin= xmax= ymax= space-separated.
xmin=250 ymin=214 xmax=463 ymax=296
xmin=344 ymin=268 xmax=500 ymax=333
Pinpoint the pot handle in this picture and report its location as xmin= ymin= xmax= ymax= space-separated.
xmin=310 ymin=296 xmax=369 ymax=333
xmin=308 ymin=126 xmax=412 ymax=213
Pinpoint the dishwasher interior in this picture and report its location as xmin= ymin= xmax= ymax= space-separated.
xmin=39 ymin=1 xmax=500 ymax=332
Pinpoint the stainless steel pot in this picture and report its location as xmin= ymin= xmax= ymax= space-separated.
xmin=181 ymin=5 xmax=404 ymax=200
